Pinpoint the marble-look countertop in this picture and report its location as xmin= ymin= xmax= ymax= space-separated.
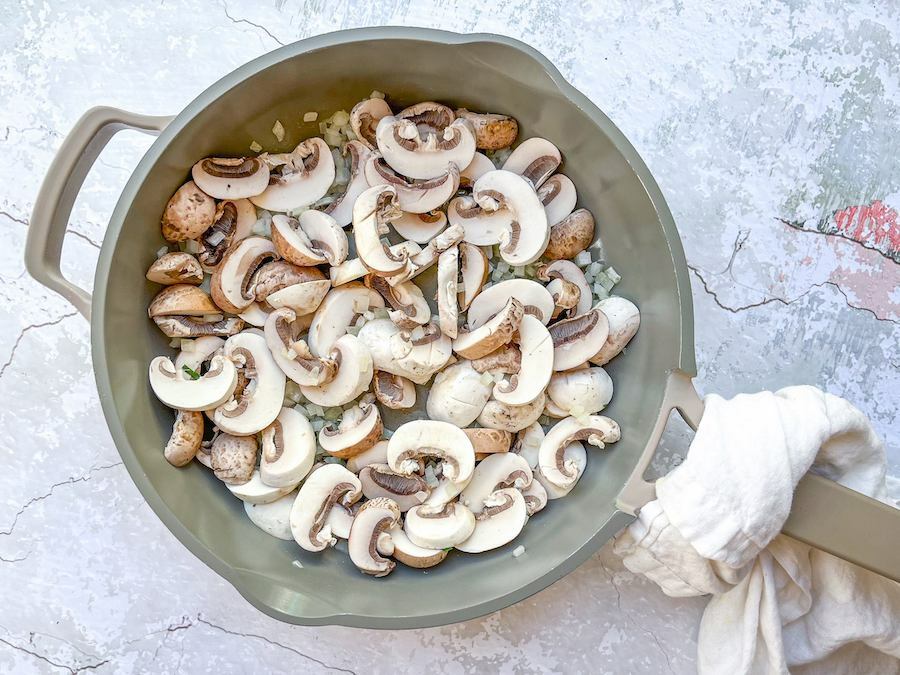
xmin=1 ymin=1 xmax=898 ymax=672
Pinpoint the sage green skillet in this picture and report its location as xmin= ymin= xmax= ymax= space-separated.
xmin=24 ymin=27 xmax=900 ymax=628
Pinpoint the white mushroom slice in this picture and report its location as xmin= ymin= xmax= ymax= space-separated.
xmin=536 ymin=442 xmax=586 ymax=499
xmin=492 ymin=315 xmax=553 ymax=406
xmin=326 ymin=503 xmax=356 ymax=540
xmin=350 ymin=97 xmax=392 ymax=149
xmin=364 ymin=274 xmax=430 ymax=329
xmin=426 ymin=361 xmax=493 ymax=427
xmin=197 ymin=199 xmax=258 ymax=271
xmin=147 ymin=252 xmax=204 ymax=285
xmin=149 ymin=355 xmax=237 ymax=411
xmin=454 ymin=109 xmax=518 ymax=150
xmin=364 ymin=156 xmax=460 ymax=214
xmin=148 ymin=284 xmax=219 ymax=318
xmin=544 ymin=399 xmax=569 ymax=418
xmin=329 ymin=242 xmax=421 ymax=287
xmin=388 ymin=524 xmax=448 ymax=568
xmin=538 ymin=415 xmax=621 ymax=489
xmin=191 ymin=157 xmax=270 ymax=200
xmin=213 ymin=332 xmax=286 ymax=436
xmin=210 ymin=237 xmax=277 ymax=314
xmin=175 ymin=336 xmax=225 ymax=377
xmin=501 ymin=137 xmax=561 ymax=188
xmin=373 ymin=371 xmax=416 ymax=410
xmin=153 ymin=316 xmax=245 ymax=339
xmin=238 ymin=302 xmax=270 ymax=328
xmin=290 ymin=464 xmax=362 ymax=552
xmin=447 ymin=196 xmax=512 ymax=246
xmin=196 ymin=440 xmax=213 ymax=469
xmin=265 ymin=280 xmax=332 ymax=316
xmin=396 ymin=101 xmax=455 ymax=134
xmin=544 ymin=209 xmax=595 ymax=261
xmin=210 ymin=433 xmax=258 ymax=485
xmin=477 ymin=392 xmax=546 ymax=433
xmin=270 ymin=212 xmax=344 ymax=267
xmin=349 ymin=497 xmax=401 ymax=577
xmin=548 ymin=309 xmax=610 ymax=371
xmin=522 ymin=480 xmax=548 ymax=515
xmin=323 ymin=140 xmax=373 ymax=227
xmin=358 ymin=320 xmax=452 ymax=385
xmin=307 ymin=283 xmax=384 ymax=357
xmin=397 ymin=224 xmax=466 ymax=284
xmin=164 ymin=410 xmax=203 ymax=467
xmin=547 ymin=367 xmax=613 ymax=417
xmin=260 ymin=407 xmax=316 ymax=487
xmin=470 ymin=345 xmax=521 ymax=375
xmin=466 ymin=279 xmax=555 ymax=329
xmin=346 ymin=439 xmax=389 ymax=473
xmin=453 ymin=298 xmax=524 ymax=360
xmin=360 ymin=464 xmax=430 ymax=512
xmin=404 ymin=502 xmax=476 ymax=549
xmin=423 ymin=472 xmax=473 ymax=507
xmin=460 ymin=453 xmax=533 ymax=514
xmin=226 ymin=470 xmax=297 ymax=504
xmin=318 ymin=396 xmax=382 ymax=458
xmin=459 ymin=152 xmax=496 ymax=189
xmin=458 ymin=242 xmax=489 ymax=311
xmin=264 ymin=309 xmax=337 ymax=386
xmin=437 ymin=246 xmax=459 ymax=338
xmin=162 ymin=181 xmax=216 ymax=242
xmin=463 ymin=428 xmax=513 ymax=455
xmin=244 ymin=490 xmax=296 ymax=540
xmin=590 ymin=297 xmax=641 ymax=365
xmin=473 ymin=170 xmax=549 ymax=266
xmin=301 ymin=334 xmax=374 ymax=407
xmin=511 ymin=422 xmax=544 ymax=468
xmin=375 ymin=115 xmax=476 ymax=179
xmin=353 ymin=185 xmax=411 ymax=277
xmin=538 ymin=174 xmax=577 ymax=226
xmin=538 ymin=260 xmax=592 ymax=317
xmin=456 ymin=488 xmax=528 ymax=553
xmin=388 ymin=419 xmax=475 ymax=484
xmin=251 ymin=138 xmax=335 ymax=211
xmin=390 ymin=210 xmax=446 ymax=243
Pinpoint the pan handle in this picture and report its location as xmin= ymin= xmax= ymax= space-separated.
xmin=24 ymin=106 xmax=173 ymax=320
xmin=616 ymin=370 xmax=900 ymax=581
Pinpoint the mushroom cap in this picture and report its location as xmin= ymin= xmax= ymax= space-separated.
xmin=290 ymin=463 xmax=362 ymax=552
xmin=590 ymin=296 xmax=641 ymax=366
xmin=387 ymin=419 xmax=476 ymax=484
xmin=244 ymin=490 xmax=296 ymax=540
xmin=501 ymin=137 xmax=561 ymax=189
xmin=538 ymin=174 xmax=577 ymax=226
xmin=458 ymin=242 xmax=489 ymax=310
xmin=307 ymin=282 xmax=384 ymax=357
xmin=364 ymin=155 xmax=460 ymax=214
xmin=210 ymin=236 xmax=278 ymax=314
xmin=323 ymin=140 xmax=373 ymax=226
xmin=548 ymin=309 xmax=610 ymax=372
xmin=511 ymin=422 xmax=544 ymax=468
xmin=473 ymin=170 xmax=550 ymax=266
xmin=404 ymin=501 xmax=476 ymax=549
xmin=147 ymin=252 xmax=204 ymax=286
xmin=466 ymin=279 xmax=555 ymax=329
xmin=226 ymin=469 xmax=297 ymax=504
xmin=462 ymin=427 xmax=512 ymax=455
xmin=346 ymin=439 xmax=389 ymax=474
xmin=318 ymin=396 xmax=382 ymax=458
xmin=447 ymin=195 xmax=513 ymax=247
xmin=375 ymin=115 xmax=476 ymax=180
xmin=260 ymin=407 xmax=316 ymax=487
xmin=547 ymin=367 xmax=613 ymax=417
xmin=459 ymin=151 xmax=496 ymax=189
xmin=535 ymin=442 xmax=586 ymax=499
xmin=538 ymin=415 xmax=620 ymax=489
xmin=522 ymin=479 xmax=548 ymax=515
xmin=359 ymin=464 xmax=430 ymax=512
xmin=389 ymin=210 xmax=447 ymax=244
xmin=252 ymin=260 xmax=326 ymax=303
xmin=161 ymin=181 xmax=217 ymax=242
xmin=164 ymin=410 xmax=204 ymax=467
xmin=191 ymin=157 xmax=270 ymax=200
xmin=426 ymin=360 xmax=493 ymax=427
xmin=300 ymin=334 xmax=374 ymax=407
xmin=452 ymin=298 xmax=524 ymax=360
xmin=387 ymin=524 xmax=448 ymax=568
xmin=348 ymin=497 xmax=401 ymax=577
xmin=148 ymin=284 xmax=219 ymax=318
xmin=477 ymin=392 xmax=546 ymax=433
xmin=436 ymin=246 xmax=459 ymax=338
xmin=454 ymin=109 xmax=518 ymax=151
xmin=357 ymin=319 xmax=453 ymax=385
xmin=352 ymin=185 xmax=410 ymax=276
xmin=350 ymin=97 xmax=392 ymax=149
xmin=372 ymin=371 xmax=416 ymax=410
xmin=265 ymin=308 xmax=338 ymax=386
xmin=538 ymin=260 xmax=592 ymax=317
xmin=149 ymin=354 xmax=237 ymax=411
xmin=329 ymin=242 xmax=422 ymax=287
xmin=492 ymin=314 xmax=553 ymax=406
xmin=250 ymin=138 xmax=335 ymax=211
xmin=460 ymin=453 xmax=533 ymax=514
xmin=544 ymin=209 xmax=595 ymax=261
xmin=211 ymin=433 xmax=258 ymax=485
xmin=455 ymin=488 xmax=528 ymax=553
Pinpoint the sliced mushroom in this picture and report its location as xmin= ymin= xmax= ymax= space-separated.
xmin=543 ymin=209 xmax=595 ymax=261
xmin=227 ymin=470 xmax=297 ymax=503
xmin=251 ymin=138 xmax=335 ymax=211
xmin=350 ymin=97 xmax=392 ymax=149
xmin=387 ymin=524 xmax=448 ymax=568
xmin=149 ymin=354 xmax=237 ymax=411
xmin=544 ymin=398 xmax=569 ymax=418
xmin=446 ymin=195 xmax=513 ymax=246
xmin=210 ymin=236 xmax=277 ymax=314
xmin=477 ymin=392 xmax=546 ymax=433
xmin=437 ymin=246 xmax=459 ymax=338
xmin=348 ymin=497 xmax=401 ymax=577
xmin=153 ymin=316 xmax=245 ymax=338
xmin=454 ymin=109 xmax=518 ymax=150
xmin=161 ymin=181 xmax=217 ymax=242
xmin=422 ymin=471 xmax=473 ymax=507
xmin=470 ymin=345 xmax=521 ymax=375
xmin=147 ymin=252 xmax=204 ymax=285
xmin=466 ymin=279 xmax=555 ymax=328
xmin=390 ymin=210 xmax=446 ymax=243
xmin=590 ymin=297 xmax=641 ymax=366
xmin=364 ymin=274 xmax=430 ymax=329
xmin=463 ymin=428 xmax=512 ymax=455
xmin=329 ymin=242 xmax=421 ymax=287
xmin=535 ymin=442 xmax=586 ymax=499
xmin=460 ymin=453 xmax=532 ymax=514
xmin=346 ymin=439 xmax=389 ymax=473
xmin=360 ymin=464 xmax=429 ymax=511
xmin=456 ymin=488 xmax=528 ymax=553
xmin=387 ymin=419 xmax=475 ymax=484
xmin=548 ymin=309 xmax=610 ymax=371
xmin=265 ymin=280 xmax=332 ymax=317
xmin=210 ymin=433 xmax=258 ymax=485
xmin=197 ymin=199 xmax=257 ymax=270
xmin=318 ymin=395 xmax=382 ymax=458
xmin=492 ymin=315 xmax=553 ymax=406
xmin=457 ymin=242 xmax=489 ymax=310
xmin=396 ymin=101 xmax=455 ymax=133
xmin=148 ymin=284 xmax=218 ymax=318
xmin=300 ymin=334 xmax=374 ymax=407
xmin=538 ymin=260 xmax=592 ymax=318
xmin=426 ymin=360 xmax=493 ymax=427
xmin=358 ymin=320 xmax=453 ymax=385
xmin=238 ymin=302 xmax=270 ymax=328
xmin=326 ymin=503 xmax=357 ymax=540
xmin=404 ymin=501 xmax=476 ymax=549
xmin=373 ymin=371 xmax=416 ymax=410
xmin=375 ymin=115 xmax=476 ymax=179
xmin=192 ymin=157 xmax=269 ymax=200
xmin=290 ymin=463 xmax=362 ymax=552
xmin=353 ymin=185 xmax=412 ymax=277
xmin=251 ymin=260 xmax=326 ymax=306
xmin=324 ymin=140 xmax=373 ymax=227
xmin=511 ymin=422 xmax=544 ymax=468
xmin=398 ymin=224 xmax=466 ymax=284
xmin=537 ymin=174 xmax=577 ymax=226
xmin=307 ymin=283 xmax=384 ymax=357
xmin=501 ymin=137 xmax=561 ymax=189
xmin=270 ymin=211 xmax=346 ymax=267
xmin=453 ymin=298 xmax=523 ymax=360
xmin=538 ymin=415 xmax=620 ymax=489
xmin=260 ymin=407 xmax=316 ymax=487
xmin=521 ymin=480 xmax=548 ymax=515
xmin=164 ymin=410 xmax=203 ymax=467
xmin=213 ymin=331 xmax=286 ymax=436
xmin=364 ymin=156 xmax=460 ymax=214
xmin=244 ymin=490 xmax=296 ymax=540
xmin=459 ymin=151 xmax=496 ymax=189
xmin=547 ymin=367 xmax=613 ymax=417
xmin=473 ymin=170 xmax=549 ymax=266
xmin=264 ymin=308 xmax=337 ymax=386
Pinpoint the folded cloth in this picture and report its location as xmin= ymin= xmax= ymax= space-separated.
xmin=613 ymin=386 xmax=900 ymax=674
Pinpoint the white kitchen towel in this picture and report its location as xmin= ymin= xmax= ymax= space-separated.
xmin=613 ymin=386 xmax=900 ymax=674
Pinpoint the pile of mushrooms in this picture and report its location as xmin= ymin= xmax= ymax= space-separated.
xmin=147 ymin=95 xmax=640 ymax=577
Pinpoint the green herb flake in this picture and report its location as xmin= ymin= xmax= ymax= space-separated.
xmin=182 ymin=365 xmax=201 ymax=380
xmin=442 ymin=547 xmax=454 ymax=552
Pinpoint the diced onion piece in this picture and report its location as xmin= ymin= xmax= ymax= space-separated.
xmin=606 ymin=266 xmax=621 ymax=284
xmin=370 ymin=90 xmax=385 ymax=99
xmin=205 ymin=229 xmax=226 ymax=247
xmin=184 ymin=239 xmax=200 ymax=254
xmin=249 ymin=141 xmax=263 ymax=153
xmin=303 ymin=111 xmax=318 ymax=122
xmin=156 ymin=246 xmax=169 ymax=258
xmin=479 ymin=372 xmax=494 ymax=386
xmin=512 ymin=545 xmax=526 ymax=558
xmin=169 ymin=338 xmax=181 ymax=348
xmin=574 ymin=251 xmax=592 ymax=267
xmin=272 ymin=120 xmax=285 ymax=141
xmin=180 ymin=339 xmax=195 ymax=352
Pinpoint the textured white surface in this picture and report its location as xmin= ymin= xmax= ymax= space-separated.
xmin=1 ymin=1 xmax=898 ymax=672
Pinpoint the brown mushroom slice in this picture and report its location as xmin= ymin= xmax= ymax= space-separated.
xmin=460 ymin=453 xmax=532 ymax=514
xmin=549 ymin=309 xmax=610 ymax=372
xmin=535 ymin=442 xmax=587 ymax=499
xmin=459 ymin=151 xmax=496 ymax=189
xmin=387 ymin=524 xmax=448 ymax=568
xmin=329 ymin=241 xmax=422 ymax=287
xmin=373 ymin=371 xmax=416 ymax=410
xmin=147 ymin=252 xmax=204 ymax=285
xmin=360 ymin=464 xmax=430 ymax=512
xmin=210 ymin=433 xmax=258 ymax=485
xmin=463 ymin=428 xmax=512 ymax=455
xmin=210 ymin=236 xmax=277 ymax=314
xmin=477 ymin=392 xmax=546 ymax=433
xmin=387 ymin=419 xmax=476 ymax=485
xmin=348 ymin=497 xmax=401 ymax=577
xmin=426 ymin=360 xmax=493 ymax=427
xmin=149 ymin=354 xmax=237 ymax=411
xmin=538 ymin=260 xmax=592 ymax=317
xmin=501 ymin=137 xmax=561 ymax=189
xmin=544 ymin=209 xmax=595 ymax=261
xmin=164 ymin=410 xmax=204 ymax=467
xmin=454 ymin=109 xmax=519 ymax=150
xmin=353 ymin=185 xmax=411 ymax=277
xmin=318 ymin=395 xmax=382 ymax=458
xmin=244 ymin=490 xmax=296 ymax=540
xmin=358 ymin=320 xmax=453 ymax=385
xmin=396 ymin=101 xmax=455 ymax=134
xmin=473 ymin=170 xmax=550 ymax=266
xmin=492 ymin=315 xmax=553 ymax=407
xmin=404 ymin=501 xmax=476 ymax=549
xmin=537 ymin=174 xmax=577 ymax=226
xmin=390 ymin=210 xmax=446 ymax=243
xmin=148 ymin=284 xmax=218 ymax=318
xmin=466 ymin=279 xmax=555 ymax=329
xmin=375 ymin=115 xmax=476 ymax=180
xmin=447 ymin=195 xmax=512 ymax=246
xmin=226 ymin=470 xmax=297 ymax=503
xmin=346 ymin=439 xmax=389 ymax=473
xmin=153 ymin=316 xmax=245 ymax=338
xmin=251 ymin=260 xmax=325 ymax=303
xmin=260 ymin=406 xmax=316 ymax=487
xmin=437 ymin=246 xmax=459 ymax=338
xmin=538 ymin=415 xmax=620 ymax=489
xmin=364 ymin=274 xmax=430 ymax=329
xmin=365 ymin=156 xmax=460 ymax=214
xmin=162 ymin=181 xmax=217 ymax=242
xmin=251 ymin=138 xmax=335 ymax=211
xmin=197 ymin=199 xmax=257 ymax=271
xmin=452 ymin=298 xmax=524 ymax=360
xmin=323 ymin=140 xmax=373 ymax=227
xmin=471 ymin=345 xmax=522 ymax=375
xmin=350 ymin=97 xmax=392 ymax=149
xmin=264 ymin=308 xmax=337 ymax=386
xmin=307 ymin=283 xmax=384 ymax=357
xmin=590 ymin=297 xmax=641 ymax=366
xmin=456 ymin=488 xmax=528 ymax=553
xmin=300 ymin=334 xmax=374 ymax=407
xmin=290 ymin=463 xmax=362 ymax=552
xmin=522 ymin=480 xmax=548 ymax=515
xmin=545 ymin=278 xmax=579 ymax=319
xmin=192 ymin=157 xmax=270 ymax=200
xmin=271 ymin=211 xmax=345 ymax=266
xmin=547 ymin=367 xmax=613 ymax=417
